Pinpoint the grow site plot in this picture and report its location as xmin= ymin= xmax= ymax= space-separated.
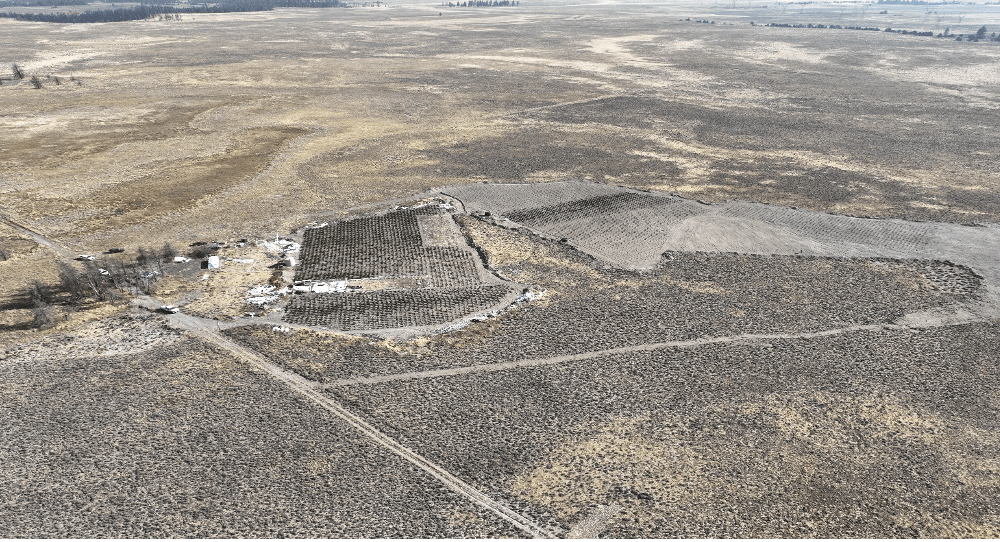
xmin=227 ymin=219 xmax=972 ymax=385
xmin=286 ymin=202 xmax=515 ymax=331
xmin=284 ymin=285 xmax=515 ymax=330
xmin=294 ymin=206 xmax=442 ymax=282
xmin=446 ymin=181 xmax=1000 ymax=279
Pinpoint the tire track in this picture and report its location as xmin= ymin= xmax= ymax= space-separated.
xmin=0 ymin=214 xmax=77 ymax=258
xmin=322 ymin=322 xmax=930 ymax=388
xmin=162 ymin=309 xmax=558 ymax=539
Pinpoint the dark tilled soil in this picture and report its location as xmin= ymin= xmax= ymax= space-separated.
xmin=295 ymin=206 xmax=442 ymax=282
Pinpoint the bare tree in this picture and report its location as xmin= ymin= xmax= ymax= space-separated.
xmin=27 ymin=280 xmax=52 ymax=305
xmin=29 ymin=76 xmax=42 ymax=89
xmin=12 ymin=64 xmax=24 ymax=80
xmin=58 ymin=261 xmax=88 ymax=301
xmin=23 ymin=281 xmax=56 ymax=329
xmin=31 ymin=302 xmax=56 ymax=329
xmin=161 ymin=242 xmax=178 ymax=261
xmin=81 ymin=262 xmax=110 ymax=301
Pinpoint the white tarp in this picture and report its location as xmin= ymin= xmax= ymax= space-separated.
xmin=311 ymin=282 xmax=330 ymax=293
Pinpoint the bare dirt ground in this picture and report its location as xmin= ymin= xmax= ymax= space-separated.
xmin=3 ymin=0 xmax=1000 ymax=537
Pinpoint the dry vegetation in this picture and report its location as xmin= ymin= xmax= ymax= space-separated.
xmin=3 ymin=0 xmax=1000 ymax=537
xmin=328 ymin=322 xmax=1000 ymax=538
xmin=0 ymin=313 xmax=520 ymax=538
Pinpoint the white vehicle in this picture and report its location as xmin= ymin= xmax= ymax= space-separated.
xmin=76 ymin=255 xmax=96 ymax=261
xmin=159 ymin=305 xmax=180 ymax=314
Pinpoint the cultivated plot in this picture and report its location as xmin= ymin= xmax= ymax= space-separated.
xmin=286 ymin=201 xmax=518 ymax=331
xmin=227 ymin=217 xmax=978 ymax=384
xmin=285 ymin=284 xmax=515 ymax=330
xmin=446 ymin=182 xmax=1000 ymax=296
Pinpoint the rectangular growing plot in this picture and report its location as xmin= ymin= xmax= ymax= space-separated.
xmin=295 ymin=207 xmax=481 ymax=286
xmin=505 ymin=193 xmax=706 ymax=268
xmin=296 ymin=208 xmax=426 ymax=281
xmin=421 ymin=247 xmax=482 ymax=287
xmin=442 ymin=181 xmax=628 ymax=217
xmin=713 ymin=202 xmax=937 ymax=255
xmin=284 ymin=285 xmax=514 ymax=330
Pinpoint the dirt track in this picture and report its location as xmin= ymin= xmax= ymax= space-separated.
xmin=130 ymin=296 xmax=558 ymax=538
xmin=4 ymin=1 xmax=1000 ymax=536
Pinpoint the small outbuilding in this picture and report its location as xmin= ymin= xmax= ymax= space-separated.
xmin=206 ymin=255 xmax=220 ymax=269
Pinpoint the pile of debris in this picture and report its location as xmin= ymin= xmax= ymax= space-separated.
xmin=291 ymin=280 xmax=349 ymax=294
xmin=245 ymin=284 xmax=289 ymax=306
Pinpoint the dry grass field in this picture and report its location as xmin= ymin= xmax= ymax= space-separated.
xmin=3 ymin=0 xmax=1000 ymax=537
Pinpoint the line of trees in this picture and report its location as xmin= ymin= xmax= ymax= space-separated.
xmin=758 ymin=21 xmax=997 ymax=41
xmin=19 ymin=244 xmax=178 ymax=329
xmin=1 ymin=65 xmax=79 ymax=88
xmin=0 ymin=0 xmax=341 ymax=23
xmin=876 ymin=0 xmax=962 ymax=4
xmin=0 ymin=0 xmax=88 ymax=6
xmin=442 ymin=0 xmax=518 ymax=6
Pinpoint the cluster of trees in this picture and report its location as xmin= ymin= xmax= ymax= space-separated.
xmin=955 ymin=25 xmax=997 ymax=41
xmin=19 ymin=244 xmax=177 ymax=329
xmin=149 ymin=11 xmax=182 ymax=20
xmin=758 ymin=21 xmax=996 ymax=41
xmin=1 ymin=64 xmax=78 ymax=88
xmin=441 ymin=0 xmax=518 ymax=6
xmin=0 ymin=0 xmax=340 ymax=23
xmin=884 ymin=27 xmax=936 ymax=36
xmin=760 ymin=22 xmax=878 ymax=29
xmin=876 ymin=0 xmax=962 ymax=4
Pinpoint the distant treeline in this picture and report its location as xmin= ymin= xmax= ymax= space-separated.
xmin=441 ymin=0 xmax=518 ymax=6
xmin=754 ymin=20 xmax=998 ymax=42
xmin=0 ymin=0 xmax=341 ymax=22
xmin=876 ymin=0 xmax=961 ymax=4
xmin=0 ymin=0 xmax=89 ymax=6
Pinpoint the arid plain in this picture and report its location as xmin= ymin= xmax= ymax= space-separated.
xmin=2 ymin=0 xmax=1000 ymax=537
